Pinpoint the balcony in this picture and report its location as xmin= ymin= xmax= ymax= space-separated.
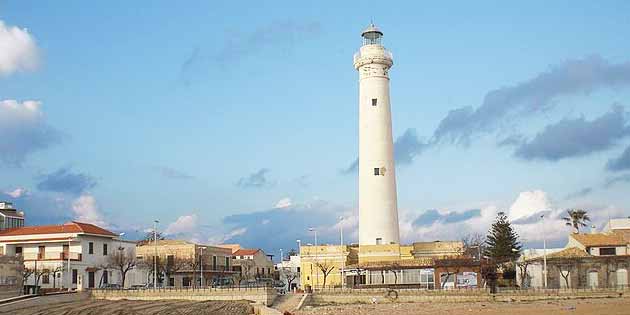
xmin=21 ymin=252 xmax=82 ymax=261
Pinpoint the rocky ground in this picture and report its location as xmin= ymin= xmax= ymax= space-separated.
xmin=0 ymin=293 xmax=253 ymax=315
xmin=295 ymin=297 xmax=630 ymax=315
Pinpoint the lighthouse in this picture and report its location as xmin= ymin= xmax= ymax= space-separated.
xmin=354 ymin=24 xmax=400 ymax=246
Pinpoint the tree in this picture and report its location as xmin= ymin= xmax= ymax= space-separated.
xmin=556 ymin=259 xmax=577 ymax=288
xmin=516 ymin=261 xmax=531 ymax=288
xmin=162 ymin=252 xmax=189 ymax=286
xmin=315 ymin=261 xmax=335 ymax=288
xmin=138 ymin=230 xmax=166 ymax=245
xmin=286 ymin=249 xmax=298 ymax=259
xmin=462 ymin=233 xmax=486 ymax=260
xmin=50 ymin=265 xmax=64 ymax=289
xmin=108 ymin=247 xmax=137 ymax=287
xmin=563 ymin=209 xmax=591 ymax=234
xmin=484 ymin=212 xmax=522 ymax=263
xmin=281 ymin=267 xmax=298 ymax=290
xmin=22 ymin=267 xmax=34 ymax=294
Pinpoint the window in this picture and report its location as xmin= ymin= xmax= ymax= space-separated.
xmin=167 ymin=255 xmax=174 ymax=267
xmin=72 ymin=269 xmax=78 ymax=284
xmin=212 ymin=256 xmax=217 ymax=270
xmin=374 ymin=168 xmax=380 ymax=175
xmin=297 ymin=267 xmax=300 ymax=273
xmin=599 ymin=247 xmax=616 ymax=256
xmin=371 ymin=98 xmax=377 ymax=106
xmin=15 ymin=246 xmax=22 ymax=255
xmin=103 ymin=270 xmax=108 ymax=284
xmin=42 ymin=273 xmax=50 ymax=284
xmin=103 ymin=244 xmax=108 ymax=255
xmin=376 ymin=238 xmax=382 ymax=245
xmin=38 ymin=246 xmax=45 ymax=259
xmin=88 ymin=242 xmax=94 ymax=254
xmin=225 ymin=257 xmax=230 ymax=269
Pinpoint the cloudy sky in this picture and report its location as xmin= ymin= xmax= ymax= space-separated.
xmin=2 ymin=1 xmax=630 ymax=259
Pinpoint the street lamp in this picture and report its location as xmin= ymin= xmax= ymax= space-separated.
xmin=540 ymin=214 xmax=548 ymax=289
xmin=339 ymin=216 xmax=345 ymax=289
xmin=199 ymin=246 xmax=207 ymax=287
xmin=308 ymin=227 xmax=318 ymax=288
xmin=153 ymin=220 xmax=159 ymax=290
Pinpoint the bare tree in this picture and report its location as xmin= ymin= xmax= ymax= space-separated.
xmin=50 ymin=265 xmax=64 ymax=289
xmin=462 ymin=233 xmax=486 ymax=260
xmin=108 ymin=247 xmax=138 ymax=287
xmin=556 ymin=262 xmax=575 ymax=289
xmin=280 ymin=267 xmax=298 ymax=290
xmin=22 ymin=267 xmax=34 ymax=294
xmin=516 ymin=260 xmax=531 ymax=288
xmin=162 ymin=252 xmax=189 ymax=286
xmin=315 ymin=261 xmax=335 ymax=288
xmin=381 ymin=262 xmax=401 ymax=284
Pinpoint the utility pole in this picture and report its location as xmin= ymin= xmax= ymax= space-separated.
xmin=199 ymin=246 xmax=206 ymax=287
xmin=339 ymin=216 xmax=345 ymax=289
xmin=153 ymin=220 xmax=159 ymax=290
xmin=541 ymin=214 xmax=548 ymax=289
xmin=309 ymin=227 xmax=318 ymax=288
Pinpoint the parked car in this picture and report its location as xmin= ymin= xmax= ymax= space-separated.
xmin=212 ymin=277 xmax=235 ymax=288
xmin=100 ymin=283 xmax=122 ymax=290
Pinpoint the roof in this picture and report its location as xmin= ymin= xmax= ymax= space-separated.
xmin=233 ymin=249 xmax=260 ymax=256
xmin=0 ymin=209 xmax=23 ymax=217
xmin=352 ymin=258 xmax=435 ymax=270
xmin=413 ymin=241 xmax=463 ymax=252
xmin=0 ymin=221 xmax=117 ymax=237
xmin=571 ymin=233 xmax=627 ymax=247
xmin=138 ymin=239 xmax=194 ymax=246
xmin=549 ymin=247 xmax=591 ymax=259
xmin=362 ymin=23 xmax=383 ymax=36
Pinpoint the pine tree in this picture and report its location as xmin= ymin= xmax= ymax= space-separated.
xmin=484 ymin=212 xmax=522 ymax=262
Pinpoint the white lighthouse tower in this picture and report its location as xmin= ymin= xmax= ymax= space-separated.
xmin=354 ymin=24 xmax=400 ymax=246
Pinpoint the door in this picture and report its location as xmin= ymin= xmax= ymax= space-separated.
xmin=88 ymin=272 xmax=95 ymax=288
xmin=588 ymin=271 xmax=598 ymax=288
xmin=617 ymin=269 xmax=628 ymax=287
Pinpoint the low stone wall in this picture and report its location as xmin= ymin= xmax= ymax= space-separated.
xmin=91 ymin=287 xmax=277 ymax=306
xmin=310 ymin=288 xmax=628 ymax=305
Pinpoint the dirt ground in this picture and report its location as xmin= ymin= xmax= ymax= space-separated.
xmin=296 ymin=297 xmax=630 ymax=315
xmin=0 ymin=293 xmax=253 ymax=315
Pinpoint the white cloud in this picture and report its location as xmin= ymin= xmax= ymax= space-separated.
xmin=165 ymin=214 xmax=198 ymax=235
xmin=509 ymin=190 xmax=553 ymax=221
xmin=5 ymin=187 xmax=28 ymax=198
xmin=0 ymin=20 xmax=39 ymax=76
xmin=274 ymin=197 xmax=292 ymax=208
xmin=0 ymin=100 xmax=61 ymax=166
xmin=71 ymin=195 xmax=107 ymax=227
xmin=207 ymin=227 xmax=247 ymax=245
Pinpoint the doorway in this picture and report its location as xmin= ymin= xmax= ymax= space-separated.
xmin=88 ymin=271 xmax=95 ymax=288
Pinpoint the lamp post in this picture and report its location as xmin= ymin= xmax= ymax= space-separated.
xmin=540 ymin=214 xmax=548 ymax=289
xmin=199 ymin=246 xmax=207 ymax=287
xmin=339 ymin=216 xmax=345 ymax=289
xmin=118 ymin=233 xmax=125 ymax=286
xmin=67 ymin=237 xmax=73 ymax=292
xmin=308 ymin=227 xmax=318 ymax=288
xmin=280 ymin=248 xmax=283 ymax=263
xmin=153 ymin=220 xmax=159 ymax=290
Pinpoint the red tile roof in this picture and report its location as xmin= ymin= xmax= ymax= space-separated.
xmin=0 ymin=221 xmax=117 ymax=237
xmin=571 ymin=233 xmax=627 ymax=247
xmin=233 ymin=249 xmax=260 ymax=256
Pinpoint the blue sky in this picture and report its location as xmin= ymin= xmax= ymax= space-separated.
xmin=2 ymin=1 xmax=630 ymax=258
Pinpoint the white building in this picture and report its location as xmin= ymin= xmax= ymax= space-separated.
xmin=0 ymin=221 xmax=136 ymax=291
xmin=354 ymin=24 xmax=400 ymax=246
xmin=517 ymin=248 xmax=563 ymax=288
xmin=275 ymin=255 xmax=301 ymax=291
xmin=0 ymin=202 xmax=25 ymax=231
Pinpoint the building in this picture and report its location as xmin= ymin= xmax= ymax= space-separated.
xmin=275 ymin=254 xmax=301 ymax=291
xmin=0 ymin=221 xmax=135 ymax=290
xmin=0 ymin=255 xmax=22 ymax=298
xmin=299 ymin=241 xmax=473 ymax=289
xmin=135 ymin=240 xmax=233 ymax=287
xmin=603 ymin=218 xmax=630 ymax=241
xmin=354 ymin=23 xmax=400 ymax=247
xmin=223 ymin=245 xmax=274 ymax=282
xmin=0 ymin=202 xmax=24 ymax=231
xmin=516 ymin=248 xmax=564 ymax=288
xmin=522 ymin=230 xmax=630 ymax=288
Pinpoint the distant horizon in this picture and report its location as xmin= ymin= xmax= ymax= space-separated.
xmin=2 ymin=1 xmax=630 ymax=260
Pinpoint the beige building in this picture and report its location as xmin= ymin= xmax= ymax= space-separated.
xmin=300 ymin=241 xmax=465 ymax=289
xmin=218 ymin=244 xmax=274 ymax=282
xmin=136 ymin=240 xmax=233 ymax=287
xmin=0 ymin=255 xmax=22 ymax=298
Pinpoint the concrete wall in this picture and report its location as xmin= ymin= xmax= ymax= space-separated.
xmin=308 ymin=287 xmax=629 ymax=305
xmin=91 ymin=287 xmax=277 ymax=306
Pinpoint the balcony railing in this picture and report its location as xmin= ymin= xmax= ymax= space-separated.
xmin=21 ymin=252 xmax=82 ymax=261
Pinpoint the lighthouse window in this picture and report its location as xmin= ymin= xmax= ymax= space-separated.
xmin=376 ymin=238 xmax=383 ymax=245
xmin=374 ymin=168 xmax=380 ymax=175
xmin=371 ymin=98 xmax=377 ymax=106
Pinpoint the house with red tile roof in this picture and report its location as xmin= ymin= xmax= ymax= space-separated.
xmin=0 ymin=221 xmax=138 ymax=291
xmin=217 ymin=244 xmax=274 ymax=281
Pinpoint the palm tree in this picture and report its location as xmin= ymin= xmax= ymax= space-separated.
xmin=563 ymin=209 xmax=591 ymax=233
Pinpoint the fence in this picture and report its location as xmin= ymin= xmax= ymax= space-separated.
xmin=91 ymin=286 xmax=277 ymax=306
